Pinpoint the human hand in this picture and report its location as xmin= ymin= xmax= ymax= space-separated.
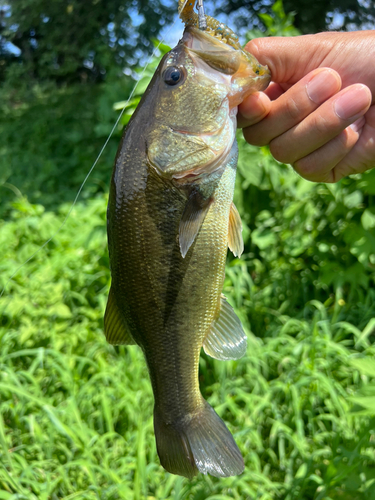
xmin=238 ymin=31 xmax=374 ymax=182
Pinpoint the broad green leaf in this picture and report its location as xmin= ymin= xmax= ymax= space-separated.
xmin=350 ymin=358 xmax=375 ymax=377
xmin=361 ymin=209 xmax=375 ymax=230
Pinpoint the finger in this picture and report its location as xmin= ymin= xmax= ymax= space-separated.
xmin=269 ymin=84 xmax=372 ymax=165
xmin=238 ymin=83 xmax=285 ymax=129
xmin=264 ymin=82 xmax=286 ymax=100
xmin=243 ymin=68 xmax=341 ymax=146
xmin=245 ymin=34 xmax=335 ymax=85
xmin=293 ymin=127 xmax=360 ymax=182
xmin=328 ymin=105 xmax=375 ymax=180
xmin=237 ymin=92 xmax=271 ymax=128
xmin=349 ymin=116 xmax=366 ymax=135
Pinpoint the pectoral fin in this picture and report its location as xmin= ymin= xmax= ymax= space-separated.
xmin=228 ymin=202 xmax=244 ymax=257
xmin=179 ymin=191 xmax=212 ymax=258
xmin=104 ymin=288 xmax=136 ymax=345
xmin=203 ymin=294 xmax=246 ymax=360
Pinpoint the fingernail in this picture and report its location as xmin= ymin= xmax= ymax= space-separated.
xmin=334 ymin=85 xmax=370 ymax=120
xmin=349 ymin=116 xmax=366 ymax=134
xmin=306 ymin=70 xmax=340 ymax=104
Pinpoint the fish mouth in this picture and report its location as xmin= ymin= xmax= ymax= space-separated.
xmin=183 ymin=26 xmax=237 ymax=52
xmin=183 ymin=27 xmax=242 ymax=76
xmin=183 ymin=26 xmax=271 ymax=92
xmin=146 ymin=26 xmax=270 ymax=185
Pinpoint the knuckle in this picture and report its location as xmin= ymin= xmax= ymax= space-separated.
xmin=311 ymin=113 xmax=331 ymax=136
xmin=285 ymin=96 xmax=302 ymax=122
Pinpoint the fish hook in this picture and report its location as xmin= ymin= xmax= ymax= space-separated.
xmin=178 ymin=0 xmax=207 ymax=31
xmin=196 ymin=0 xmax=207 ymax=30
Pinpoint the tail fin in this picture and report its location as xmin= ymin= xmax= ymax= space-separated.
xmin=154 ymin=400 xmax=244 ymax=478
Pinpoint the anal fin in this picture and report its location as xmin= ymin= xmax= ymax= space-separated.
xmin=228 ymin=202 xmax=244 ymax=257
xmin=104 ymin=288 xmax=136 ymax=345
xmin=179 ymin=190 xmax=212 ymax=258
xmin=203 ymin=294 xmax=246 ymax=360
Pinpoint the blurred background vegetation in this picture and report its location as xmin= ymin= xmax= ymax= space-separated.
xmin=1 ymin=0 xmax=375 ymax=499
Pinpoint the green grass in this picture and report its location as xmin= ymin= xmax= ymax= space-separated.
xmin=2 ymin=4 xmax=375 ymax=497
xmin=1 ymin=192 xmax=375 ymax=500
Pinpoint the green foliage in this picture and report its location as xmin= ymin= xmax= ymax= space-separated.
xmin=246 ymin=0 xmax=301 ymax=40
xmin=0 ymin=41 xmax=170 ymax=219
xmin=221 ymin=0 xmax=375 ymax=35
xmin=232 ymin=135 xmax=375 ymax=336
xmin=0 ymin=0 xmax=174 ymax=85
xmin=282 ymin=0 xmax=375 ymax=34
xmin=0 ymin=75 xmax=135 ymax=217
xmin=1 ymin=195 xmax=375 ymax=499
xmin=113 ymin=40 xmax=171 ymax=127
xmin=1 ymin=4 xmax=375 ymax=497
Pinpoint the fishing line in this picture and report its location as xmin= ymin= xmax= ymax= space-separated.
xmin=0 ymin=18 xmax=182 ymax=300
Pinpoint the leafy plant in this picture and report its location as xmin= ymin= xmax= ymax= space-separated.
xmin=1 ymin=3 xmax=375 ymax=497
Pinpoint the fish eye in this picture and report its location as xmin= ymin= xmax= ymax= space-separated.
xmin=164 ymin=66 xmax=184 ymax=86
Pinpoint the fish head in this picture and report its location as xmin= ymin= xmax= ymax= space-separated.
xmin=146 ymin=26 xmax=270 ymax=180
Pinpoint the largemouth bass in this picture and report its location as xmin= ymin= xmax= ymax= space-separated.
xmin=105 ymin=2 xmax=270 ymax=478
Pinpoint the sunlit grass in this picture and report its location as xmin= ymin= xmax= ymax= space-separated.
xmin=1 ymin=196 xmax=375 ymax=499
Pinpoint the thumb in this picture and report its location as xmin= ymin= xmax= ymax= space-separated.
xmin=245 ymin=35 xmax=331 ymax=85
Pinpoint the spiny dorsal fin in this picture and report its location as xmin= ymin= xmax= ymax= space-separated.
xmin=104 ymin=288 xmax=136 ymax=345
xmin=179 ymin=190 xmax=212 ymax=258
xmin=203 ymin=294 xmax=246 ymax=360
xmin=228 ymin=202 xmax=244 ymax=257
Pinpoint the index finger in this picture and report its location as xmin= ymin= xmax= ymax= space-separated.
xmin=243 ymin=68 xmax=341 ymax=146
xmin=245 ymin=35 xmax=332 ymax=85
xmin=237 ymin=83 xmax=285 ymax=129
